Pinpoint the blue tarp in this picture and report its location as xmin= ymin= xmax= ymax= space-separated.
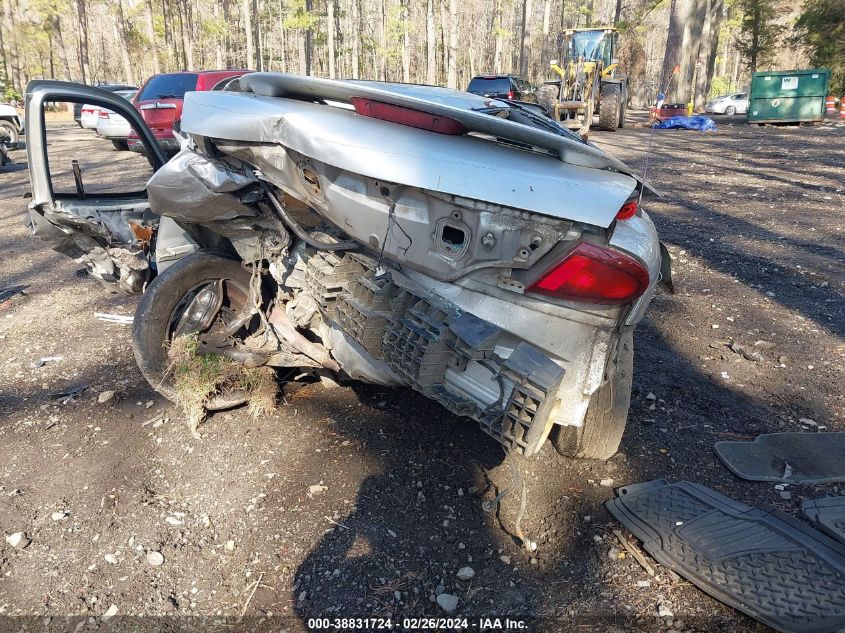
xmin=652 ymin=115 xmax=717 ymax=131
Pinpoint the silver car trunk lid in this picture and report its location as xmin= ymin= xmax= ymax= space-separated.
xmin=179 ymin=78 xmax=639 ymax=228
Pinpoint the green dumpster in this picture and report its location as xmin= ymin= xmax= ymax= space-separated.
xmin=748 ymin=68 xmax=830 ymax=124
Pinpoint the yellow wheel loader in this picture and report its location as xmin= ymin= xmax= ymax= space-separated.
xmin=537 ymin=27 xmax=628 ymax=136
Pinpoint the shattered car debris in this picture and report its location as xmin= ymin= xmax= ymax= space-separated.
xmin=24 ymin=74 xmax=671 ymax=459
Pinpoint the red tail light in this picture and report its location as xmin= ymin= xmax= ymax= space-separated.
xmin=351 ymin=98 xmax=466 ymax=135
xmin=81 ymin=108 xmax=95 ymax=114
xmin=527 ymin=243 xmax=649 ymax=305
xmin=99 ymin=111 xmax=110 ymax=119
xmin=616 ymin=199 xmax=638 ymax=220
xmin=507 ymin=90 xmax=514 ymax=100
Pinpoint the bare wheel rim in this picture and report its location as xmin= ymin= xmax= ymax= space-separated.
xmin=166 ymin=276 xmax=256 ymax=411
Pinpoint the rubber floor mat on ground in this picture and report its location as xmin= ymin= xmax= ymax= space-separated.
xmin=803 ymin=497 xmax=845 ymax=545
xmin=714 ymin=432 xmax=845 ymax=483
xmin=606 ymin=480 xmax=845 ymax=633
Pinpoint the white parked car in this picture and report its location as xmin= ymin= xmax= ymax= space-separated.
xmin=79 ymin=103 xmax=102 ymax=129
xmin=95 ymin=90 xmax=137 ymax=150
xmin=705 ymin=92 xmax=748 ymax=115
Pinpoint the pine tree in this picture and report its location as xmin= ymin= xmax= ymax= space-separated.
xmin=795 ymin=0 xmax=845 ymax=94
xmin=736 ymin=0 xmax=784 ymax=73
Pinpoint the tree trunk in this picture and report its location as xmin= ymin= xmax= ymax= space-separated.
xmin=304 ymin=0 xmax=313 ymax=76
xmin=447 ymin=0 xmax=457 ymax=88
xmin=116 ymin=0 xmax=134 ymax=83
xmin=378 ymin=0 xmax=387 ymax=80
xmin=426 ymin=0 xmax=435 ymax=84
xmin=161 ymin=0 xmax=171 ymax=53
xmin=242 ymin=0 xmax=254 ymax=69
xmin=184 ymin=0 xmax=195 ymax=69
xmin=297 ymin=29 xmax=306 ymax=75
xmin=222 ymin=0 xmax=232 ymax=67
xmin=214 ymin=2 xmax=224 ymax=67
xmin=749 ymin=3 xmax=760 ymax=73
xmin=439 ymin=0 xmax=448 ymax=84
xmin=48 ymin=30 xmax=55 ymax=79
xmin=253 ymin=0 xmax=260 ymax=70
xmin=351 ymin=0 xmax=360 ymax=78
xmin=659 ymin=0 xmax=725 ymax=106
xmin=327 ymin=0 xmax=336 ymax=78
xmin=0 ymin=5 xmax=8 ymax=86
xmin=145 ymin=0 xmax=162 ymax=74
xmin=660 ymin=0 xmax=691 ymax=103
xmin=614 ymin=0 xmax=623 ymax=23
xmin=694 ymin=0 xmax=724 ymax=109
xmin=493 ymin=0 xmax=503 ymax=73
xmin=731 ymin=48 xmax=740 ymax=90
xmin=519 ymin=0 xmax=532 ymax=77
xmin=278 ymin=0 xmax=286 ymax=71
xmin=76 ymin=0 xmax=90 ymax=84
xmin=401 ymin=0 xmax=410 ymax=82
xmin=541 ymin=0 xmax=550 ymax=62
xmin=53 ymin=16 xmax=73 ymax=80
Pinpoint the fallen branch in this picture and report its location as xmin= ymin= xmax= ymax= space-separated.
xmin=240 ymin=572 xmax=264 ymax=618
xmin=613 ymin=529 xmax=655 ymax=576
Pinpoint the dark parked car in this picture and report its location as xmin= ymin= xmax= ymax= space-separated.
xmin=467 ymin=74 xmax=537 ymax=103
xmin=73 ymin=83 xmax=136 ymax=126
xmin=127 ymin=70 xmax=248 ymax=154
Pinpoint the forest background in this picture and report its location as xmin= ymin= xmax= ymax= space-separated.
xmin=1 ymin=0 xmax=843 ymax=110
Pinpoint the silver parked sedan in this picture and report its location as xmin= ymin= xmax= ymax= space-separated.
xmin=705 ymin=92 xmax=748 ymax=115
xmin=95 ymin=90 xmax=137 ymax=150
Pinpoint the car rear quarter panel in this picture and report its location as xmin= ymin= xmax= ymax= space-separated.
xmin=609 ymin=210 xmax=663 ymax=326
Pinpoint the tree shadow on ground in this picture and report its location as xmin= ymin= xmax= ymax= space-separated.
xmin=281 ymin=312 xmax=820 ymax=631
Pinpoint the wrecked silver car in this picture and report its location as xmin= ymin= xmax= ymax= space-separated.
xmin=24 ymin=75 xmax=670 ymax=459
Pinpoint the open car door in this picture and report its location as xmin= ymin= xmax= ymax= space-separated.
xmin=25 ymin=81 xmax=169 ymax=293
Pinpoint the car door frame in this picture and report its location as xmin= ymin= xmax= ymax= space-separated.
xmin=26 ymin=80 xmax=167 ymax=207
xmin=25 ymin=80 xmax=169 ymax=291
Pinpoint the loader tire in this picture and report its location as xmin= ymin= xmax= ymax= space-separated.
xmin=537 ymin=85 xmax=561 ymax=120
xmin=550 ymin=331 xmax=633 ymax=460
xmin=132 ymin=251 xmax=253 ymax=411
xmin=598 ymin=83 xmax=621 ymax=132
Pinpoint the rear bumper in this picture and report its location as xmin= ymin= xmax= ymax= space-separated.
xmin=96 ymin=121 xmax=130 ymax=140
xmin=402 ymin=267 xmax=626 ymax=439
xmin=302 ymin=250 xmax=603 ymax=455
xmin=294 ymin=244 xmax=651 ymax=456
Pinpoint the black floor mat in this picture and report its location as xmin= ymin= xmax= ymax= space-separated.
xmin=606 ymin=480 xmax=845 ymax=633
xmin=803 ymin=497 xmax=845 ymax=545
xmin=714 ymin=432 xmax=845 ymax=483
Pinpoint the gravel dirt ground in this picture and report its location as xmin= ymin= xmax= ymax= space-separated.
xmin=0 ymin=114 xmax=843 ymax=632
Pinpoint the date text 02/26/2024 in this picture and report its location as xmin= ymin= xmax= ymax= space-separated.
xmin=307 ymin=617 xmax=528 ymax=630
